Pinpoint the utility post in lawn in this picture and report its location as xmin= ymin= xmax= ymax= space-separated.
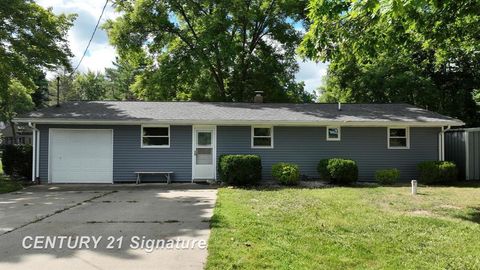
xmin=411 ymin=180 xmax=417 ymax=195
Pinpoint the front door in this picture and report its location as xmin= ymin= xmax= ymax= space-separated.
xmin=193 ymin=126 xmax=216 ymax=180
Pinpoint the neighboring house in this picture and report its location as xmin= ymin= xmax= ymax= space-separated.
xmin=0 ymin=122 xmax=33 ymax=146
xmin=13 ymin=101 xmax=463 ymax=184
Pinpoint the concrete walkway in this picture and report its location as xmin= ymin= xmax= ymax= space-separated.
xmin=0 ymin=184 xmax=217 ymax=270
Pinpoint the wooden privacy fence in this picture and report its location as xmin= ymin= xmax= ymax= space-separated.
xmin=445 ymin=128 xmax=480 ymax=180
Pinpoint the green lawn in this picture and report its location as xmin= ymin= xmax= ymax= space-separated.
xmin=0 ymin=159 xmax=23 ymax=193
xmin=206 ymin=186 xmax=480 ymax=270
xmin=0 ymin=176 xmax=23 ymax=193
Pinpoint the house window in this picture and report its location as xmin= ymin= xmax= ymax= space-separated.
xmin=388 ymin=127 xmax=409 ymax=149
xmin=326 ymin=126 xmax=341 ymax=141
xmin=252 ymin=126 xmax=273 ymax=148
xmin=141 ymin=126 xmax=170 ymax=147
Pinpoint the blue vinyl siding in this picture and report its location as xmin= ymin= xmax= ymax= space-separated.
xmin=217 ymin=126 xmax=439 ymax=181
xmin=37 ymin=124 xmax=439 ymax=183
xmin=37 ymin=125 xmax=192 ymax=182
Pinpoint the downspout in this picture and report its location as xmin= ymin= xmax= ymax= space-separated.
xmin=27 ymin=122 xmax=39 ymax=183
xmin=439 ymin=125 xmax=451 ymax=161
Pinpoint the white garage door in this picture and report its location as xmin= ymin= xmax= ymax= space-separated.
xmin=50 ymin=129 xmax=113 ymax=183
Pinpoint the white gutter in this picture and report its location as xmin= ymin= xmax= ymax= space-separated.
xmin=439 ymin=125 xmax=452 ymax=161
xmin=13 ymin=118 xmax=465 ymax=127
xmin=27 ymin=122 xmax=39 ymax=183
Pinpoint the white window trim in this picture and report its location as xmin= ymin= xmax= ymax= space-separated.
xmin=141 ymin=125 xmax=170 ymax=148
xmin=387 ymin=127 xmax=410 ymax=149
xmin=326 ymin=126 xmax=341 ymax=141
xmin=251 ymin=126 xmax=274 ymax=149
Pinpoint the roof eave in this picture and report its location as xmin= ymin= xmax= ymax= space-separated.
xmin=13 ymin=117 xmax=465 ymax=127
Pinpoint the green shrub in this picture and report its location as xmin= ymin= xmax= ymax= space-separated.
xmin=417 ymin=161 xmax=457 ymax=184
xmin=1 ymin=144 xmax=32 ymax=179
xmin=2 ymin=145 xmax=15 ymax=176
xmin=218 ymin=155 xmax=261 ymax=186
xmin=317 ymin=158 xmax=358 ymax=185
xmin=272 ymin=162 xmax=300 ymax=185
xmin=317 ymin=159 xmax=331 ymax=181
xmin=375 ymin=168 xmax=400 ymax=185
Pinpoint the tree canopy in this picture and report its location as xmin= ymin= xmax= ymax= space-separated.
xmin=48 ymin=71 xmax=112 ymax=102
xmin=105 ymin=58 xmax=143 ymax=100
xmin=105 ymin=0 xmax=314 ymax=102
xmin=0 ymin=0 xmax=74 ymax=91
xmin=75 ymin=71 xmax=110 ymax=100
xmin=300 ymin=0 xmax=480 ymax=125
xmin=0 ymin=79 xmax=34 ymax=138
xmin=0 ymin=0 xmax=74 ymax=137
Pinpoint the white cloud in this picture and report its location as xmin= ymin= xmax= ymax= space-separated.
xmin=295 ymin=60 xmax=328 ymax=94
xmin=36 ymin=0 xmax=118 ymax=75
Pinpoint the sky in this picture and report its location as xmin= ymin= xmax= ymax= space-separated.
xmin=36 ymin=0 xmax=327 ymax=94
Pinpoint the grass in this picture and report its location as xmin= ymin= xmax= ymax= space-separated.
xmin=206 ymin=186 xmax=480 ymax=270
xmin=0 ymin=175 xmax=23 ymax=193
xmin=0 ymin=159 xmax=23 ymax=193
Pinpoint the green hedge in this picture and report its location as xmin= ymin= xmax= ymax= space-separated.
xmin=317 ymin=158 xmax=358 ymax=185
xmin=218 ymin=155 xmax=261 ymax=186
xmin=375 ymin=168 xmax=400 ymax=185
xmin=272 ymin=162 xmax=300 ymax=185
xmin=417 ymin=161 xmax=457 ymax=184
xmin=1 ymin=144 xmax=32 ymax=179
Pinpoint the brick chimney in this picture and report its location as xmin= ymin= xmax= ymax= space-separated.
xmin=254 ymin=91 xmax=264 ymax=103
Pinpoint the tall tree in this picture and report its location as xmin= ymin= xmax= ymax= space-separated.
xmin=31 ymin=72 xmax=50 ymax=108
xmin=0 ymin=0 xmax=74 ymax=137
xmin=301 ymin=0 xmax=480 ymax=125
xmin=105 ymin=58 xmax=142 ymax=100
xmin=0 ymin=0 xmax=74 ymax=91
xmin=48 ymin=71 xmax=111 ymax=103
xmin=48 ymin=72 xmax=81 ymax=104
xmin=105 ymin=0 xmax=313 ymax=103
xmin=0 ymin=80 xmax=34 ymax=139
xmin=75 ymin=71 xmax=109 ymax=100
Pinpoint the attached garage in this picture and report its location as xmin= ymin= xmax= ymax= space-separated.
xmin=49 ymin=129 xmax=113 ymax=183
xmin=14 ymin=101 xmax=465 ymax=184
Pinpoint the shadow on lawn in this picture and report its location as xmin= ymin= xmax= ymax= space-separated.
xmin=457 ymin=207 xmax=480 ymax=224
xmin=226 ymin=180 xmax=480 ymax=192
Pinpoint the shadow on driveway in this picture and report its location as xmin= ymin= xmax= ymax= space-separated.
xmin=0 ymin=184 xmax=217 ymax=270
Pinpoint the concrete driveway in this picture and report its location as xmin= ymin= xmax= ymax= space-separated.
xmin=0 ymin=184 xmax=217 ymax=270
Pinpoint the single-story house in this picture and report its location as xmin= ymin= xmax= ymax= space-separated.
xmin=13 ymin=101 xmax=463 ymax=184
xmin=0 ymin=122 xmax=33 ymax=145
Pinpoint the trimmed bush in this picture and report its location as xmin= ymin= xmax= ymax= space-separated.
xmin=1 ymin=144 xmax=32 ymax=179
xmin=2 ymin=145 xmax=15 ymax=175
xmin=272 ymin=162 xmax=300 ymax=185
xmin=317 ymin=159 xmax=331 ymax=181
xmin=417 ymin=161 xmax=457 ymax=184
xmin=218 ymin=155 xmax=261 ymax=186
xmin=317 ymin=158 xmax=358 ymax=185
xmin=375 ymin=168 xmax=400 ymax=185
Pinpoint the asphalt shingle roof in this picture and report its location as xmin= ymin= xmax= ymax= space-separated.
xmin=15 ymin=101 xmax=464 ymax=126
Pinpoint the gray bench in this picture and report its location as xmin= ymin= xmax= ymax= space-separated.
xmin=135 ymin=171 xmax=173 ymax=184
